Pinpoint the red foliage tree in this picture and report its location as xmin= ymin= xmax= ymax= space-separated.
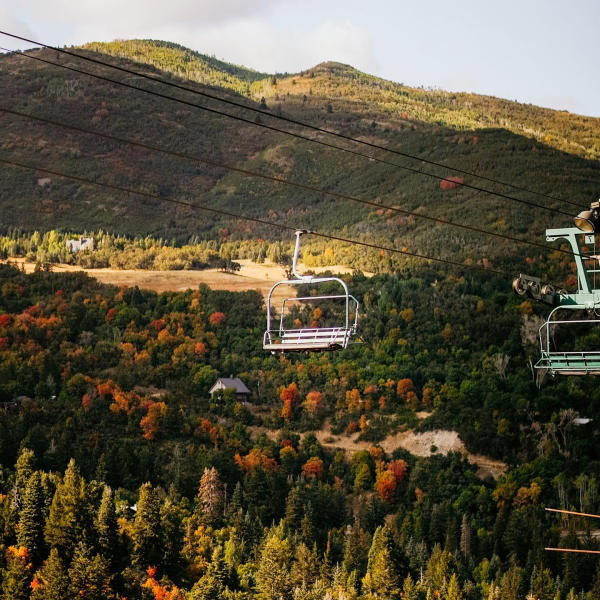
xmin=388 ymin=459 xmax=408 ymax=483
xmin=376 ymin=470 xmax=397 ymax=502
xmin=440 ymin=176 xmax=464 ymax=190
xmin=208 ymin=312 xmax=225 ymax=326
xmin=302 ymin=457 xmax=324 ymax=479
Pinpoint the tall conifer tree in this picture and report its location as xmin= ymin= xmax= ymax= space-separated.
xmin=131 ymin=482 xmax=161 ymax=568
xmin=17 ymin=471 xmax=45 ymax=564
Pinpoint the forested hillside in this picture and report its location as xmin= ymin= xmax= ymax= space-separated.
xmin=1 ymin=263 xmax=600 ymax=598
xmin=0 ymin=41 xmax=599 ymax=269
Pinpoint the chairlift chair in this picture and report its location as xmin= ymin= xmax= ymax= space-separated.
xmin=263 ymin=230 xmax=359 ymax=353
xmin=514 ymin=223 xmax=600 ymax=376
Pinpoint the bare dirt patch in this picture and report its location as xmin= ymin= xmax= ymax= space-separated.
xmin=250 ymin=418 xmax=507 ymax=480
xmin=313 ymin=423 xmax=506 ymax=479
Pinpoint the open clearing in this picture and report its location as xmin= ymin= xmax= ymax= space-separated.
xmin=249 ymin=418 xmax=507 ymax=480
xmin=6 ymin=258 xmax=368 ymax=299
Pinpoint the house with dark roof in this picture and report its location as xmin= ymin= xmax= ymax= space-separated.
xmin=209 ymin=377 xmax=251 ymax=402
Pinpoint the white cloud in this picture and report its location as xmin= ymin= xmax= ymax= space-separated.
xmin=170 ymin=17 xmax=376 ymax=74
xmin=1 ymin=0 xmax=375 ymax=73
xmin=0 ymin=2 xmax=35 ymax=50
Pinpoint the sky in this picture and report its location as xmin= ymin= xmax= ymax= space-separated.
xmin=1 ymin=0 xmax=599 ymax=117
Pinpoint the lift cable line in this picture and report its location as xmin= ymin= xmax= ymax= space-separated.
xmin=0 ymin=42 xmax=578 ymax=220
xmin=0 ymin=107 xmax=584 ymax=261
xmin=0 ymin=155 xmax=511 ymax=278
xmin=0 ymin=30 xmax=584 ymax=211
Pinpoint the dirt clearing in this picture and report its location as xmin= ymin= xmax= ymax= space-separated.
xmin=6 ymin=258 xmax=368 ymax=300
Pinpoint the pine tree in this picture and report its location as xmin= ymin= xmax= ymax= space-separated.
xmin=424 ymin=544 xmax=451 ymax=595
xmin=499 ymin=564 xmax=523 ymax=600
xmin=362 ymin=525 xmax=401 ymax=599
xmin=445 ymin=573 xmax=462 ymax=600
xmin=131 ymin=482 xmax=161 ymax=568
xmin=17 ymin=471 xmax=45 ymax=564
xmin=402 ymin=574 xmax=418 ymax=600
xmin=68 ymin=542 xmax=114 ymax=600
xmin=300 ymin=501 xmax=315 ymax=546
xmin=44 ymin=458 xmax=87 ymax=560
xmin=197 ymin=467 xmax=224 ymax=525
xmin=161 ymin=497 xmax=184 ymax=578
xmin=190 ymin=546 xmax=229 ymax=600
xmin=284 ymin=485 xmax=304 ymax=533
xmin=342 ymin=522 xmax=371 ymax=578
xmin=96 ymin=485 xmax=117 ymax=563
xmin=30 ymin=548 xmax=68 ymax=600
xmin=255 ymin=525 xmax=293 ymax=600
xmin=291 ymin=542 xmax=319 ymax=590
xmin=13 ymin=448 xmax=35 ymax=511
xmin=529 ymin=564 xmax=556 ymax=600
xmin=229 ymin=481 xmax=243 ymax=514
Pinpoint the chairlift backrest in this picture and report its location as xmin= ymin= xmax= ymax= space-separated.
xmin=263 ymin=230 xmax=359 ymax=352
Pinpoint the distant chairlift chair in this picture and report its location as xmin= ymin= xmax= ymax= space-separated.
xmin=263 ymin=230 xmax=359 ymax=353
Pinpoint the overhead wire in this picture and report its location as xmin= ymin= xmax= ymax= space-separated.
xmin=0 ymin=30 xmax=586 ymax=210
xmin=0 ymin=155 xmax=511 ymax=278
xmin=0 ymin=107 xmax=584 ymax=260
xmin=0 ymin=40 xmax=579 ymax=219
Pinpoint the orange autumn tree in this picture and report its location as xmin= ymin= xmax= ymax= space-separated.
xmin=303 ymin=390 xmax=324 ymax=417
xmin=235 ymin=448 xmax=278 ymax=472
xmin=396 ymin=378 xmax=415 ymax=400
xmin=302 ymin=457 xmax=324 ymax=479
xmin=143 ymin=566 xmax=186 ymax=600
xmin=376 ymin=470 xmax=397 ymax=502
xmin=280 ymin=382 xmax=300 ymax=421
xmin=139 ymin=401 xmax=168 ymax=440
xmin=376 ymin=459 xmax=408 ymax=502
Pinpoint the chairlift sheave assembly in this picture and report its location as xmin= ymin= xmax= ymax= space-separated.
xmin=263 ymin=230 xmax=359 ymax=353
xmin=513 ymin=200 xmax=600 ymax=375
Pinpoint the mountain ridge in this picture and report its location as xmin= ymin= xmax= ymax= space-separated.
xmin=0 ymin=40 xmax=598 ymax=270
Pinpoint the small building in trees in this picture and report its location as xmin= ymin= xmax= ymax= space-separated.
xmin=209 ymin=377 xmax=251 ymax=402
xmin=66 ymin=237 xmax=94 ymax=253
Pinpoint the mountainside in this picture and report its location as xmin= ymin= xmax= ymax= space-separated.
xmin=4 ymin=40 xmax=600 ymax=599
xmin=0 ymin=40 xmax=599 ymax=269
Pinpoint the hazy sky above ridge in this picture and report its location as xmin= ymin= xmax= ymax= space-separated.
xmin=1 ymin=0 xmax=598 ymax=117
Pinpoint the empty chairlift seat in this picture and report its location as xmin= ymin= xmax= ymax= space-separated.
xmin=263 ymin=231 xmax=359 ymax=353
xmin=536 ymin=307 xmax=600 ymax=376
